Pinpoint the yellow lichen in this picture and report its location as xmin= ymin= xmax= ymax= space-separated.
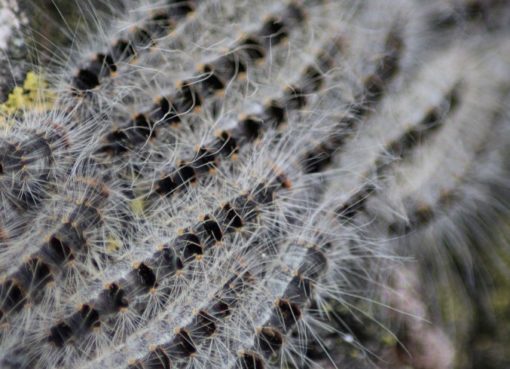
xmin=0 ymin=71 xmax=56 ymax=126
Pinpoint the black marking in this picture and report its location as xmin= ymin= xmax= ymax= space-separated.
xmin=197 ymin=65 xmax=225 ymax=97
xmin=168 ymin=1 xmax=195 ymax=19
xmin=162 ymin=329 xmax=197 ymax=358
xmin=157 ymin=176 xmax=177 ymax=195
xmin=193 ymin=147 xmax=217 ymax=171
xmin=131 ymin=113 xmax=154 ymax=141
xmin=136 ymin=263 xmax=157 ymax=288
xmin=282 ymin=275 xmax=311 ymax=305
xmin=214 ymin=131 xmax=239 ymax=157
xmin=147 ymin=12 xmax=174 ymax=38
xmin=88 ymin=53 xmax=117 ymax=78
xmin=150 ymin=97 xmax=179 ymax=125
xmin=256 ymin=327 xmax=284 ymax=358
xmin=97 ymin=283 xmax=129 ymax=313
xmin=69 ymin=304 xmax=100 ymax=333
xmin=73 ymin=69 xmax=100 ymax=91
xmin=143 ymin=346 xmax=171 ymax=369
xmin=187 ymin=310 xmax=217 ymax=340
xmin=219 ymin=203 xmax=244 ymax=230
xmin=302 ymin=143 xmax=334 ymax=174
xmin=172 ymin=83 xmax=201 ymax=114
xmin=45 ymin=235 xmax=74 ymax=265
xmin=111 ymin=39 xmax=136 ymax=61
xmin=48 ymin=322 xmax=73 ymax=347
xmin=269 ymin=298 xmax=302 ymax=333
xmin=263 ymin=100 xmax=286 ymax=128
xmin=283 ymin=85 xmax=306 ymax=109
xmin=175 ymin=232 xmax=203 ymax=259
xmin=236 ymin=116 xmax=263 ymax=141
xmin=194 ymin=215 xmax=223 ymax=246
xmin=0 ymin=280 xmax=25 ymax=312
xmin=210 ymin=54 xmax=247 ymax=81
xmin=150 ymin=247 xmax=183 ymax=279
xmin=131 ymin=27 xmax=154 ymax=48
xmin=258 ymin=17 xmax=288 ymax=46
xmin=17 ymin=258 xmax=53 ymax=291
xmin=299 ymin=65 xmax=324 ymax=94
xmin=236 ymin=351 xmax=265 ymax=369
xmin=173 ymin=163 xmax=196 ymax=187
xmin=336 ymin=185 xmax=375 ymax=219
xmin=236 ymin=37 xmax=266 ymax=62
xmin=209 ymin=300 xmax=230 ymax=318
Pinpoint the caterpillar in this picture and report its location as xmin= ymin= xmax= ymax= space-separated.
xmin=0 ymin=0 xmax=509 ymax=368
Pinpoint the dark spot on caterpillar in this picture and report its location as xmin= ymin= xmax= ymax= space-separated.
xmin=258 ymin=17 xmax=288 ymax=46
xmin=173 ymin=163 xmax=196 ymax=187
xmin=148 ymin=12 xmax=174 ymax=38
xmin=73 ymin=69 xmax=100 ymax=91
xmin=214 ymin=131 xmax=239 ymax=157
xmin=283 ymin=85 xmax=306 ymax=110
xmin=197 ymin=65 xmax=225 ymax=97
xmin=101 ymin=129 xmax=130 ymax=155
xmin=300 ymin=65 xmax=324 ymax=94
xmin=72 ymin=304 xmax=100 ymax=332
xmin=283 ymin=275 xmax=311 ymax=305
xmin=89 ymin=53 xmax=117 ymax=78
xmin=220 ymin=203 xmax=244 ymax=230
xmin=168 ymin=1 xmax=195 ymax=19
xmin=194 ymin=147 xmax=217 ymax=171
xmin=131 ymin=113 xmax=154 ymax=140
xmin=337 ymin=185 xmax=375 ymax=219
xmin=209 ymin=299 xmax=230 ymax=318
xmin=263 ymin=100 xmax=286 ymax=128
xmin=378 ymin=31 xmax=403 ymax=82
xmin=256 ymin=326 xmax=284 ymax=357
xmin=0 ymin=279 xmax=25 ymax=312
xmin=143 ymin=346 xmax=171 ymax=369
xmin=211 ymin=54 xmax=247 ymax=81
xmin=303 ymin=144 xmax=333 ymax=173
xmin=237 ymin=115 xmax=263 ymax=141
xmin=175 ymin=232 xmax=203 ymax=260
xmin=150 ymin=247 xmax=183 ymax=278
xmin=52 ymin=223 xmax=85 ymax=253
xmin=131 ymin=27 xmax=154 ymax=48
xmin=201 ymin=216 xmax=223 ymax=242
xmin=252 ymin=181 xmax=283 ymax=205
xmin=364 ymin=74 xmax=384 ymax=101
xmin=162 ymin=329 xmax=197 ymax=358
xmin=136 ymin=263 xmax=157 ymax=288
xmin=188 ymin=310 xmax=217 ymax=339
xmin=236 ymin=36 xmax=266 ymax=62
xmin=48 ymin=322 xmax=73 ymax=347
xmin=283 ymin=2 xmax=306 ymax=25
xmin=157 ymin=176 xmax=177 ymax=195
xmin=17 ymin=258 xmax=53 ymax=291
xmin=45 ymin=235 xmax=73 ymax=264
xmin=172 ymin=83 xmax=201 ymax=114
xmin=150 ymin=97 xmax=179 ymax=125
xmin=236 ymin=351 xmax=265 ymax=369
xmin=270 ymin=298 xmax=302 ymax=333
xmin=111 ymin=39 xmax=135 ymax=61
xmin=101 ymin=283 xmax=129 ymax=311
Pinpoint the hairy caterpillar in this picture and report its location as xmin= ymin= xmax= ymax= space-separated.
xmin=0 ymin=0 xmax=509 ymax=368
